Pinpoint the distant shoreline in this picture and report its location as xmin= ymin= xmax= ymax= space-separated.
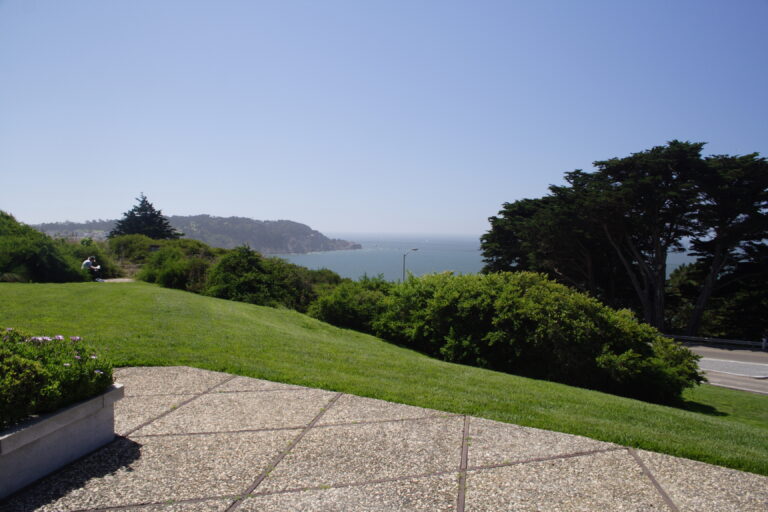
xmin=277 ymin=234 xmax=484 ymax=281
xmin=31 ymin=215 xmax=363 ymax=255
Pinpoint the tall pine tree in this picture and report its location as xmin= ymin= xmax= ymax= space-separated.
xmin=108 ymin=194 xmax=183 ymax=239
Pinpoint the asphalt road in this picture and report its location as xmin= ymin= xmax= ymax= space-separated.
xmin=686 ymin=344 xmax=768 ymax=395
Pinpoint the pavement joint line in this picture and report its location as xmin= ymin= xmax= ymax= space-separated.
xmin=121 ymin=392 xmax=201 ymax=397
xmin=312 ymin=412 xmax=461 ymax=429
xmin=212 ymin=387 xmax=312 ymax=394
xmin=129 ymin=410 xmax=460 ymax=439
xmin=113 ymin=414 xmax=625 ymax=510
xmin=52 ymin=493 xmax=242 ymax=511
xmin=628 ymin=448 xmax=680 ymax=512
xmin=245 ymin=469 xmax=463 ymax=498
xmin=20 ymin=365 xmax=765 ymax=510
xmin=230 ymin=422 xmax=624 ymax=503
xmin=128 ymin=425 xmax=305 ymax=438
xmin=465 ymin=446 xmax=625 ymax=473
xmin=122 ymin=386 xmax=331 ymax=399
xmin=122 ymin=375 xmax=237 ymax=437
xmin=224 ymin=391 xmax=344 ymax=512
xmin=456 ymin=415 xmax=470 ymax=512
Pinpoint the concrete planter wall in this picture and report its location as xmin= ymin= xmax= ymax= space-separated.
xmin=0 ymin=383 xmax=124 ymax=500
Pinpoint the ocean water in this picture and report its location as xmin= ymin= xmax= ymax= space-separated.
xmin=276 ymin=233 xmax=484 ymax=281
xmin=276 ymin=233 xmax=693 ymax=282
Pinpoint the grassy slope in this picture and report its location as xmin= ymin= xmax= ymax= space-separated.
xmin=2 ymin=282 xmax=767 ymax=476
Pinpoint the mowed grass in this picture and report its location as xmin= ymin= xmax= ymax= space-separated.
xmin=2 ymin=282 xmax=767 ymax=476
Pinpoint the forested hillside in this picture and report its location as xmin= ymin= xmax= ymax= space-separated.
xmin=34 ymin=215 xmax=361 ymax=254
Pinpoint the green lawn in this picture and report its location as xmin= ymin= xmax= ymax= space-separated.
xmin=2 ymin=281 xmax=767 ymax=476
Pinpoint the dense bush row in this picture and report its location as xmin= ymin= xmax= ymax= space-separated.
xmin=1 ymin=211 xmax=83 ymax=282
xmin=0 ymin=211 xmax=120 ymax=282
xmin=0 ymin=328 xmax=114 ymax=429
xmin=86 ymin=226 xmax=708 ymax=403
xmin=310 ymin=272 xmax=703 ymax=403
xmin=2 ymin=210 xmax=703 ymax=403
xmin=123 ymin=237 xmax=342 ymax=311
xmin=0 ymin=213 xmax=340 ymax=312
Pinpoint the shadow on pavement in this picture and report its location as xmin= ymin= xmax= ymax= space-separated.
xmin=1 ymin=437 xmax=142 ymax=511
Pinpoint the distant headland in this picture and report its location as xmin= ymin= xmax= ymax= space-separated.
xmin=33 ymin=215 xmax=362 ymax=255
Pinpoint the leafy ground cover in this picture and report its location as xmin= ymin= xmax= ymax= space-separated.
xmin=0 ymin=328 xmax=113 ymax=428
xmin=1 ymin=282 xmax=766 ymax=475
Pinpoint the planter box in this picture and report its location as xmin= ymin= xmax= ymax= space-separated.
xmin=0 ymin=383 xmax=124 ymax=500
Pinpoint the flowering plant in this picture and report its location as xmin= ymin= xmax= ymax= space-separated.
xmin=0 ymin=327 xmax=113 ymax=429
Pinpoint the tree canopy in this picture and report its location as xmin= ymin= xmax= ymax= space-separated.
xmin=482 ymin=141 xmax=768 ymax=336
xmin=108 ymin=194 xmax=183 ymax=240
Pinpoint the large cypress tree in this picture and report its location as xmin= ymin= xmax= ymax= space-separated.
xmin=108 ymin=194 xmax=183 ymax=240
xmin=482 ymin=141 xmax=767 ymax=334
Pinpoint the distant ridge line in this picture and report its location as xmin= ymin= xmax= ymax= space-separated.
xmin=33 ymin=214 xmax=362 ymax=255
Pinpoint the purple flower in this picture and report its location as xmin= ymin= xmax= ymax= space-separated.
xmin=90 ymin=355 xmax=97 ymax=359
xmin=5 ymin=328 xmax=12 ymax=332
xmin=70 ymin=336 xmax=81 ymax=342
xmin=54 ymin=335 xmax=64 ymax=341
xmin=41 ymin=336 xmax=52 ymax=341
xmin=94 ymin=370 xmax=104 ymax=375
xmin=74 ymin=355 xmax=81 ymax=360
xmin=63 ymin=363 xmax=71 ymax=367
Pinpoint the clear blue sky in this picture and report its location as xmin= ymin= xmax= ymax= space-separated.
xmin=1 ymin=1 xmax=766 ymax=236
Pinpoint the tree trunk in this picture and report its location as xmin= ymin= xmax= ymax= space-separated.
xmin=602 ymin=225 xmax=656 ymax=326
xmin=624 ymin=232 xmax=667 ymax=329
xmin=651 ymin=241 xmax=668 ymax=330
xmin=685 ymin=245 xmax=727 ymax=336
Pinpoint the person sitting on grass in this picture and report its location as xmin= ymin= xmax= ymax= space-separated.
xmin=81 ymin=256 xmax=103 ymax=282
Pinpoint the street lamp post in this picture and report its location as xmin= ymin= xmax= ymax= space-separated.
xmin=402 ymin=248 xmax=418 ymax=282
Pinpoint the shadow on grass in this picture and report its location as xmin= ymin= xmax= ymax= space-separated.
xmin=1 ymin=437 xmax=142 ymax=511
xmin=676 ymin=399 xmax=727 ymax=417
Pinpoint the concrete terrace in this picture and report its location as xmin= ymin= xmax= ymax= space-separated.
xmin=2 ymin=366 xmax=766 ymax=511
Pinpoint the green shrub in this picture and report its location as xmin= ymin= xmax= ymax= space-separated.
xmin=137 ymin=240 xmax=219 ymax=292
xmin=108 ymin=234 xmax=156 ymax=263
xmin=0 ymin=328 xmax=113 ymax=429
xmin=259 ymin=258 xmax=310 ymax=311
xmin=58 ymin=239 xmax=121 ymax=279
xmin=204 ymin=246 xmax=276 ymax=305
xmin=139 ymin=246 xmax=183 ymax=285
xmin=372 ymin=272 xmax=703 ymax=403
xmin=135 ymin=241 xmax=340 ymax=309
xmin=0 ymin=353 xmax=58 ymax=427
xmin=175 ymin=257 xmax=211 ymax=293
xmin=167 ymin=238 xmax=224 ymax=260
xmin=0 ymin=212 xmax=84 ymax=283
xmin=204 ymin=247 xmax=335 ymax=309
xmin=156 ymin=257 xmax=191 ymax=289
xmin=154 ymin=256 xmax=211 ymax=292
xmin=262 ymin=258 xmax=343 ymax=312
xmin=308 ymin=275 xmax=393 ymax=332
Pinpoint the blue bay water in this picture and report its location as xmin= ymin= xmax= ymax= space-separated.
xmin=276 ymin=233 xmax=484 ymax=281
xmin=276 ymin=233 xmax=693 ymax=282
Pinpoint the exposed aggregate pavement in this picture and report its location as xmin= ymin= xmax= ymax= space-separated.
xmin=2 ymin=366 xmax=766 ymax=511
